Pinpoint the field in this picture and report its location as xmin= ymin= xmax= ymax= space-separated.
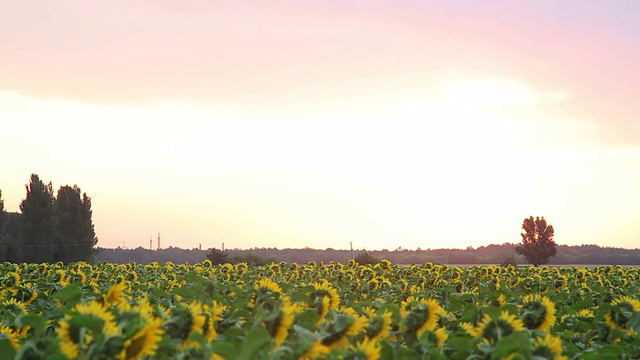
xmin=1 ymin=261 xmax=639 ymax=359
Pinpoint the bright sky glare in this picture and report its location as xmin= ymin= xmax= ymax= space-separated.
xmin=1 ymin=1 xmax=639 ymax=250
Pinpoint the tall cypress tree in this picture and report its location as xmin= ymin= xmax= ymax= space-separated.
xmin=19 ymin=174 xmax=56 ymax=263
xmin=0 ymin=190 xmax=5 ymax=261
xmin=54 ymin=185 xmax=98 ymax=263
xmin=79 ymin=192 xmax=98 ymax=263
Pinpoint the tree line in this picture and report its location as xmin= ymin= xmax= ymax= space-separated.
xmin=94 ymin=243 xmax=640 ymax=265
xmin=0 ymin=174 xmax=98 ymax=263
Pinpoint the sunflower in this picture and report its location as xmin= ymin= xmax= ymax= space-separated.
xmin=254 ymin=278 xmax=282 ymax=300
xmin=171 ymin=301 xmax=206 ymax=348
xmin=0 ymin=326 xmax=19 ymax=350
xmin=309 ymin=280 xmax=341 ymax=310
xmin=532 ymin=334 xmax=567 ymax=360
xmin=58 ymin=301 xmax=121 ymax=358
xmin=202 ymin=301 xmax=226 ymax=342
xmin=519 ymin=295 xmax=556 ymax=333
xmin=299 ymin=339 xmax=330 ymax=360
xmin=104 ymin=282 xmax=128 ymax=307
xmin=605 ymin=296 xmax=640 ymax=334
xmin=463 ymin=311 xmax=525 ymax=345
xmin=2 ymin=272 xmax=20 ymax=289
xmin=315 ymin=296 xmax=332 ymax=324
xmin=52 ymin=269 xmax=69 ymax=285
xmin=265 ymin=296 xmax=299 ymax=346
xmin=120 ymin=317 xmax=164 ymax=360
xmin=434 ymin=327 xmax=448 ymax=348
xmin=401 ymin=298 xmax=443 ymax=340
xmin=0 ymin=298 xmax=27 ymax=318
xmin=485 ymin=293 xmax=507 ymax=307
xmin=77 ymin=301 xmax=121 ymax=336
xmin=322 ymin=313 xmax=369 ymax=349
xmin=363 ymin=308 xmax=392 ymax=342
xmin=346 ymin=337 xmax=381 ymax=360
xmin=397 ymin=279 xmax=409 ymax=292
xmin=234 ymin=262 xmax=249 ymax=277
xmin=575 ymin=309 xmax=594 ymax=319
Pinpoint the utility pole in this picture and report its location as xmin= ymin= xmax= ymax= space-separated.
xmin=150 ymin=236 xmax=152 ymax=251
xmin=157 ymin=232 xmax=161 ymax=250
xmin=350 ymin=241 xmax=354 ymax=260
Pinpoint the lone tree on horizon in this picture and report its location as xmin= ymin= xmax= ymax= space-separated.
xmin=515 ymin=216 xmax=557 ymax=267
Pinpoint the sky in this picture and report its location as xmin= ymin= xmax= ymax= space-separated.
xmin=1 ymin=1 xmax=639 ymax=250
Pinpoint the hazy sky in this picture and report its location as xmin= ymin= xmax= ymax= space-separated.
xmin=1 ymin=1 xmax=639 ymax=250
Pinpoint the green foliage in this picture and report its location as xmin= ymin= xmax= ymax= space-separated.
xmin=1 ymin=212 xmax=21 ymax=263
xmin=206 ymin=248 xmax=230 ymax=265
xmin=97 ymin=243 xmax=640 ymax=266
xmin=54 ymin=185 xmax=98 ymax=263
xmin=231 ymin=253 xmax=275 ymax=266
xmin=353 ymin=251 xmax=380 ymax=265
xmin=3 ymin=175 xmax=100 ymax=264
xmin=0 ymin=190 xmax=4 ymax=261
xmin=4 ymin=261 xmax=640 ymax=359
xmin=19 ymin=174 xmax=56 ymax=263
xmin=500 ymin=256 xmax=518 ymax=267
xmin=515 ymin=216 xmax=557 ymax=267
xmin=205 ymin=249 xmax=275 ymax=266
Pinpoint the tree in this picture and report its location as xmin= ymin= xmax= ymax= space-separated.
xmin=354 ymin=251 xmax=381 ymax=265
xmin=54 ymin=185 xmax=98 ymax=263
xmin=206 ymin=248 xmax=230 ymax=265
xmin=19 ymin=174 xmax=57 ymax=263
xmin=0 ymin=190 xmax=5 ymax=261
xmin=515 ymin=216 xmax=557 ymax=266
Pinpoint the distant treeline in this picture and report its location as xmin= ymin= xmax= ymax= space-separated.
xmin=95 ymin=243 xmax=640 ymax=265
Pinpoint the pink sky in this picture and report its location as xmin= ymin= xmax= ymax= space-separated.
xmin=1 ymin=1 xmax=639 ymax=250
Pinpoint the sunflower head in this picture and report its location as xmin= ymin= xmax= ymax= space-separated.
xmin=520 ymin=295 xmax=556 ymax=333
xmin=254 ymin=278 xmax=282 ymax=302
xmin=321 ymin=313 xmax=369 ymax=349
xmin=364 ymin=309 xmax=392 ymax=341
xmin=298 ymin=339 xmax=330 ymax=360
xmin=2 ymin=272 xmax=20 ymax=289
xmin=344 ymin=337 xmax=381 ymax=360
xmin=472 ymin=311 xmax=525 ymax=345
xmin=0 ymin=298 xmax=27 ymax=319
xmin=309 ymin=280 xmax=341 ymax=310
xmin=120 ymin=317 xmax=164 ymax=360
xmin=401 ymin=298 xmax=443 ymax=341
xmin=164 ymin=301 xmax=206 ymax=347
xmin=605 ymin=296 xmax=640 ymax=334
xmin=0 ymin=326 xmax=20 ymax=350
xmin=532 ymin=334 xmax=567 ymax=360
xmin=104 ymin=282 xmax=128 ymax=307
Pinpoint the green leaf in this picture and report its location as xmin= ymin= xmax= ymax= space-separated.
xmin=171 ymin=286 xmax=198 ymax=299
xmin=212 ymin=341 xmax=237 ymax=359
xmin=0 ymin=340 xmax=17 ymax=360
xmin=491 ymin=332 xmax=531 ymax=360
xmin=237 ymin=327 xmax=272 ymax=360
xmin=445 ymin=336 xmax=474 ymax=360
xmin=16 ymin=315 xmax=46 ymax=335
xmin=53 ymin=284 xmax=83 ymax=303
xmin=461 ymin=303 xmax=477 ymax=322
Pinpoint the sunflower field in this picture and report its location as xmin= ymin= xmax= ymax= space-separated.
xmin=1 ymin=260 xmax=640 ymax=359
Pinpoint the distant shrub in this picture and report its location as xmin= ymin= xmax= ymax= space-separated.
xmin=354 ymin=251 xmax=381 ymax=265
xmin=205 ymin=248 xmax=230 ymax=265
xmin=232 ymin=253 xmax=276 ymax=266
xmin=500 ymin=256 xmax=518 ymax=267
